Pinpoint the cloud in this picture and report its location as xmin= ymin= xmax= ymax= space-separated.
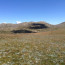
xmin=16 ymin=21 xmax=21 ymax=24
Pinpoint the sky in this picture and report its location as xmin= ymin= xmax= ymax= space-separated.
xmin=0 ymin=0 xmax=65 ymax=24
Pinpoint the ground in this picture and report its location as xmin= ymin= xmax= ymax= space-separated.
xmin=0 ymin=29 xmax=65 ymax=65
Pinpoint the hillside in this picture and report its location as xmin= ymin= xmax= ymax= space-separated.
xmin=0 ymin=24 xmax=65 ymax=65
xmin=0 ymin=21 xmax=53 ymax=33
xmin=0 ymin=21 xmax=65 ymax=34
xmin=55 ymin=22 xmax=65 ymax=28
xmin=0 ymin=21 xmax=65 ymax=65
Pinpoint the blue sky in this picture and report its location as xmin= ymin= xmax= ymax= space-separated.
xmin=0 ymin=0 xmax=65 ymax=24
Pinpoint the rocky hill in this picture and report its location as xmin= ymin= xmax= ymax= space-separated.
xmin=0 ymin=21 xmax=65 ymax=33
xmin=55 ymin=22 xmax=65 ymax=28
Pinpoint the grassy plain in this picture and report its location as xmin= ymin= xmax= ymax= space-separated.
xmin=0 ymin=28 xmax=65 ymax=65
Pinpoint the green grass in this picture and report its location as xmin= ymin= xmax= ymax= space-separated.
xmin=0 ymin=29 xmax=65 ymax=65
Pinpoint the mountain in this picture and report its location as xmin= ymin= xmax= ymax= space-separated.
xmin=0 ymin=21 xmax=65 ymax=33
xmin=0 ymin=23 xmax=17 ymax=30
xmin=17 ymin=21 xmax=52 ymax=29
xmin=56 ymin=22 xmax=65 ymax=28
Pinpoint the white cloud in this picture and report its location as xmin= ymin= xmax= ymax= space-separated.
xmin=16 ymin=21 xmax=21 ymax=24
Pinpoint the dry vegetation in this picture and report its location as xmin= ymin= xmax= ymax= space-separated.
xmin=0 ymin=22 xmax=65 ymax=65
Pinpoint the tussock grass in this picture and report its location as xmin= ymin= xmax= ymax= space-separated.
xmin=0 ymin=29 xmax=65 ymax=65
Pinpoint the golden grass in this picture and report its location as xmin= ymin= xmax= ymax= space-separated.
xmin=0 ymin=29 xmax=65 ymax=65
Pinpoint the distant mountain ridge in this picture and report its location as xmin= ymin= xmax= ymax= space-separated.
xmin=0 ymin=21 xmax=51 ymax=30
xmin=55 ymin=22 xmax=65 ymax=28
xmin=0 ymin=21 xmax=65 ymax=33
